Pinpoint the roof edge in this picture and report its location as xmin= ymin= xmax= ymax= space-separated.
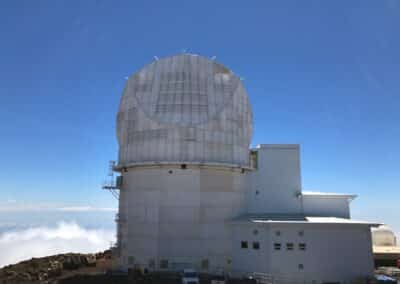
xmin=114 ymin=161 xmax=253 ymax=172
xmin=301 ymin=191 xmax=357 ymax=200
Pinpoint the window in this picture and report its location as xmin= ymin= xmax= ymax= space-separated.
xmin=128 ymin=256 xmax=135 ymax=265
xmin=160 ymin=259 xmax=168 ymax=269
xmin=298 ymin=264 xmax=304 ymax=270
xmin=250 ymin=150 xmax=258 ymax=169
xmin=275 ymin=230 xmax=281 ymax=236
xmin=253 ymin=242 xmax=260 ymax=250
xmin=274 ymin=243 xmax=281 ymax=250
xmin=148 ymin=258 xmax=155 ymax=268
xmin=298 ymin=230 xmax=304 ymax=236
xmin=201 ymin=259 xmax=209 ymax=270
xmin=184 ymin=271 xmax=198 ymax=278
xmin=286 ymin=243 xmax=294 ymax=250
xmin=299 ymin=243 xmax=306 ymax=250
xmin=253 ymin=229 xmax=259 ymax=235
xmin=241 ymin=241 xmax=248 ymax=248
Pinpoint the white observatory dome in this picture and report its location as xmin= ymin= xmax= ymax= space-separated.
xmin=117 ymin=54 xmax=253 ymax=167
xmin=372 ymin=225 xmax=397 ymax=246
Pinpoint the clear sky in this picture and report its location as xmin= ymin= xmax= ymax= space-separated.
xmin=0 ymin=1 xmax=399 ymax=233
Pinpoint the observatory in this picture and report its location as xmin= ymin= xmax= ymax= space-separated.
xmin=371 ymin=225 xmax=400 ymax=267
xmin=108 ymin=54 xmax=381 ymax=283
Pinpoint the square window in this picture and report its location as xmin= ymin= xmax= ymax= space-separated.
xmin=286 ymin=243 xmax=294 ymax=250
xmin=241 ymin=241 xmax=248 ymax=248
xmin=275 ymin=230 xmax=281 ymax=236
xmin=253 ymin=242 xmax=260 ymax=250
xmin=299 ymin=230 xmax=304 ymax=236
xmin=298 ymin=264 xmax=304 ymax=270
xmin=299 ymin=243 xmax=306 ymax=250
xmin=274 ymin=243 xmax=281 ymax=250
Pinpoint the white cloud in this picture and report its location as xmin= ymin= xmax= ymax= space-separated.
xmin=0 ymin=201 xmax=116 ymax=213
xmin=57 ymin=206 xmax=117 ymax=212
xmin=0 ymin=222 xmax=115 ymax=268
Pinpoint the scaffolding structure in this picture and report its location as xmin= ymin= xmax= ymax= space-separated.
xmin=102 ymin=160 xmax=121 ymax=199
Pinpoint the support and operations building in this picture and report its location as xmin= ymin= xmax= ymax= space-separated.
xmin=110 ymin=54 xmax=380 ymax=283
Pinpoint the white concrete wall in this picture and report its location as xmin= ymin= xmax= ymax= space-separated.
xmin=231 ymin=223 xmax=270 ymax=274
xmin=302 ymin=196 xmax=351 ymax=218
xmin=232 ymin=222 xmax=375 ymax=284
xmin=271 ymin=223 xmax=374 ymax=283
xmin=116 ymin=140 xmax=372 ymax=281
xmin=118 ymin=165 xmax=247 ymax=271
xmin=247 ymin=145 xmax=302 ymax=215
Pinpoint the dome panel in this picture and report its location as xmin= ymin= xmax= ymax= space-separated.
xmin=117 ymin=54 xmax=253 ymax=167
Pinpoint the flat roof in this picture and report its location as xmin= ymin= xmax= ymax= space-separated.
xmin=255 ymin=144 xmax=299 ymax=149
xmin=231 ymin=214 xmax=380 ymax=226
xmin=306 ymin=217 xmax=379 ymax=225
xmin=302 ymin=191 xmax=357 ymax=200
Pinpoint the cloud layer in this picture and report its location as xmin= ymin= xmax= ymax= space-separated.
xmin=0 ymin=200 xmax=117 ymax=213
xmin=0 ymin=222 xmax=115 ymax=268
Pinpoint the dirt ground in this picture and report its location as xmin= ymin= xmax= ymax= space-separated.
xmin=0 ymin=252 xmax=257 ymax=284
xmin=0 ymin=251 xmax=113 ymax=284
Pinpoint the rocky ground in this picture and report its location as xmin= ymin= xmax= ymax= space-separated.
xmin=5 ymin=253 xmax=399 ymax=284
xmin=0 ymin=252 xmax=258 ymax=284
xmin=0 ymin=250 xmax=113 ymax=284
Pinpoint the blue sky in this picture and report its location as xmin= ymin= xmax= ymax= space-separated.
xmin=0 ymin=1 xmax=399 ymax=233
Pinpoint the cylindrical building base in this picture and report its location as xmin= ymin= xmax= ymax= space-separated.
xmin=117 ymin=164 xmax=248 ymax=272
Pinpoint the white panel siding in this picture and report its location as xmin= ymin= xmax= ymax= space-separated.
xmin=247 ymin=145 xmax=303 ymax=215
xmin=119 ymin=166 xmax=246 ymax=271
xmin=302 ymin=196 xmax=351 ymax=218
xmin=232 ymin=223 xmax=374 ymax=284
